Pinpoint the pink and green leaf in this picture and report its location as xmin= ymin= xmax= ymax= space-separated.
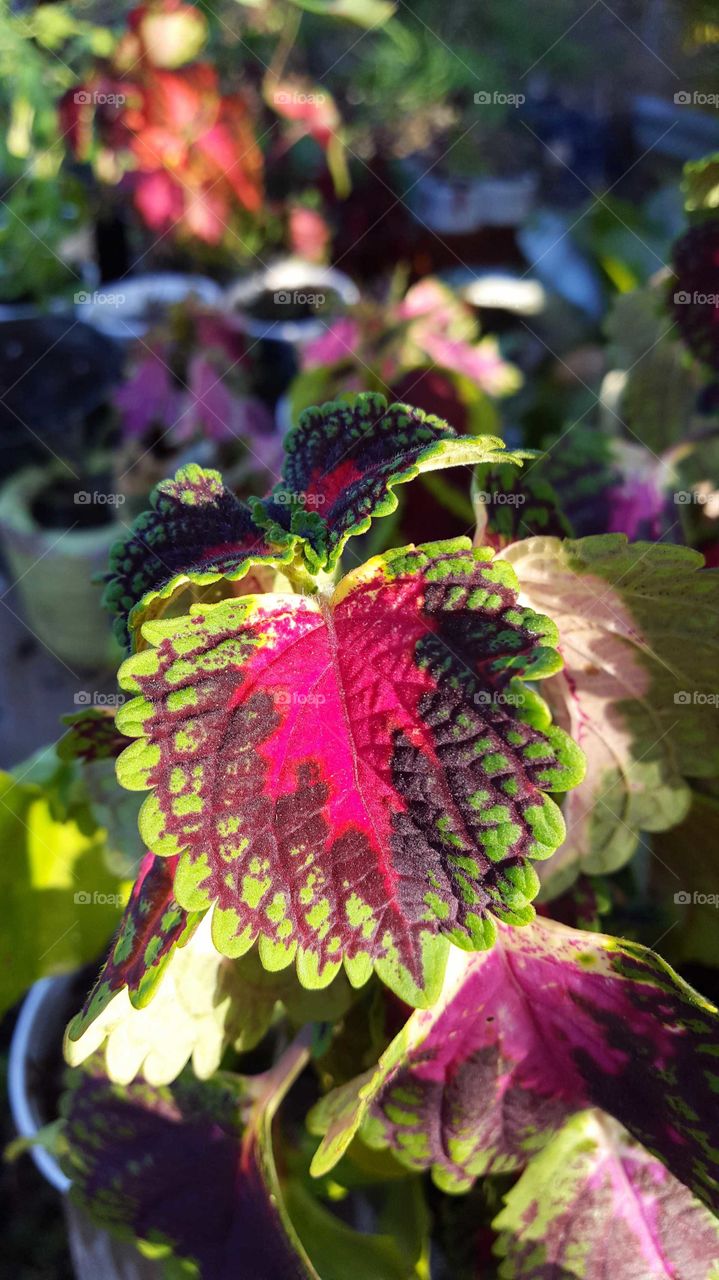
xmin=498 ymin=535 xmax=719 ymax=894
xmin=254 ymin=393 xmax=530 ymax=573
xmin=493 ymin=1109 xmax=719 ymax=1279
xmin=309 ymin=916 xmax=719 ymax=1216
xmin=115 ymin=537 xmax=583 ymax=1006
xmin=103 ymin=464 xmax=294 ymax=651
xmin=65 ymin=852 xmax=204 ymax=1044
xmin=532 ymin=428 xmax=678 ymax=542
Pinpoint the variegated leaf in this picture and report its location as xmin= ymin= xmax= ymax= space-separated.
xmin=103 ymin=463 xmax=294 ymax=651
xmin=254 ymin=393 xmax=531 ymax=573
xmin=62 ymin=1054 xmax=315 ymax=1279
xmin=309 ymin=916 xmax=719 ymax=1217
xmin=65 ymin=851 xmax=203 ymax=1042
xmin=115 ymin=537 xmax=583 ymax=1006
xmin=497 ymin=535 xmax=719 ymax=894
xmin=493 ymin=1109 xmax=719 ymax=1279
xmin=66 ymin=912 xmax=355 ymax=1086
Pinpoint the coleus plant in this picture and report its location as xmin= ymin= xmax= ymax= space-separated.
xmin=48 ymin=394 xmax=719 ymax=1278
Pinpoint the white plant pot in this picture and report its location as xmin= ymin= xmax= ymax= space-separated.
xmin=76 ymin=273 xmax=223 ymax=342
xmin=0 ymin=467 xmax=123 ymax=669
xmin=9 ymin=976 xmax=163 ymax=1280
xmin=224 ymin=257 xmax=360 ymax=347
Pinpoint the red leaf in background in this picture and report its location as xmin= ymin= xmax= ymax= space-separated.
xmin=288 ymin=204 xmax=331 ymax=263
xmin=271 ymin=81 xmax=341 ymax=150
xmin=197 ymin=110 xmax=263 ymax=214
xmin=134 ymin=167 xmax=185 ymax=233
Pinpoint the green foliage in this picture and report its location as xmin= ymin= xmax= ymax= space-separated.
xmin=0 ymin=753 xmax=129 ymax=1015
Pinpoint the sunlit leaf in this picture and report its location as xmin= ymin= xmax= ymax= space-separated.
xmin=115 ymin=537 xmax=583 ymax=1005
xmin=0 ymin=768 xmax=127 ymax=1016
xmin=255 ymin=393 xmax=530 ymax=573
xmin=65 ymin=852 xmax=203 ymax=1042
xmin=103 ymin=464 xmax=294 ymax=651
xmin=66 ymin=906 xmax=355 ymax=1085
xmin=493 ymin=1109 xmax=719 ymax=1279
xmin=309 ymin=916 xmax=719 ymax=1217
xmin=497 ymin=535 xmax=719 ymax=894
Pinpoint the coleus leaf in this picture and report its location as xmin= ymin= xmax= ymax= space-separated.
xmin=115 ymin=536 xmax=583 ymax=1005
xmin=66 ymin=903 xmax=355 ymax=1085
xmin=671 ymin=222 xmax=719 ymax=371
xmin=62 ymin=1051 xmax=426 ymax=1280
xmin=496 ymin=535 xmax=719 ymax=894
xmin=492 ymin=1109 xmax=719 ymax=1279
xmin=66 ymin=914 xmax=243 ymax=1086
xmin=308 ymin=915 xmax=719 ymax=1216
xmin=103 ymin=463 xmax=294 ymax=651
xmin=62 ymin=1047 xmax=317 ymax=1279
xmin=253 ymin=393 xmax=531 ymax=574
xmin=604 ymin=283 xmax=702 ymax=456
xmin=58 ymin=708 xmax=129 ymax=763
xmin=472 ymin=461 xmax=572 ymax=550
xmin=536 ymin=427 xmax=678 ymax=542
xmin=65 ymin=852 xmax=204 ymax=1042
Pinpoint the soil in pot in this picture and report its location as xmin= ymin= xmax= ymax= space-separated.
xmin=238 ymin=286 xmax=343 ymax=323
xmin=30 ymin=475 xmax=118 ymax=533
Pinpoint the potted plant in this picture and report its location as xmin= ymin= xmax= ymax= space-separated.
xmin=0 ymin=336 xmax=125 ymax=669
xmin=8 ymin=392 xmax=719 ymax=1278
xmin=111 ymin=297 xmax=283 ymax=511
xmin=284 ymin=275 xmax=521 ymax=427
xmin=224 ymin=257 xmax=360 ymax=349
